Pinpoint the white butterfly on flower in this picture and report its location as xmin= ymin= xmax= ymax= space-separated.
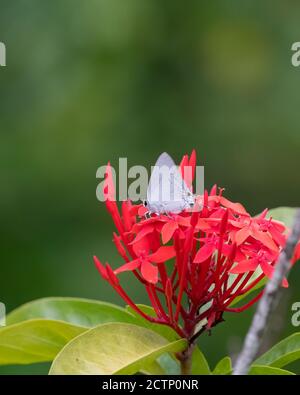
xmin=144 ymin=152 xmax=195 ymax=215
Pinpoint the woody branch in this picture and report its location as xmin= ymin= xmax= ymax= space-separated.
xmin=233 ymin=208 xmax=300 ymax=375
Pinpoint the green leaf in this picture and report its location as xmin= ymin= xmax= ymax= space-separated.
xmin=49 ymin=323 xmax=187 ymax=375
xmin=125 ymin=304 xmax=179 ymax=341
xmin=213 ymin=356 xmax=232 ymax=375
xmin=191 ymin=347 xmax=211 ymax=374
xmin=267 ymin=207 xmax=297 ymax=229
xmin=0 ymin=319 xmax=85 ymax=365
xmin=249 ymin=365 xmax=295 ymax=375
xmin=156 ymin=353 xmax=180 ymax=374
xmin=126 ymin=304 xmax=211 ymax=374
xmin=7 ymin=297 xmax=135 ymax=327
xmin=140 ymin=360 xmax=166 ymax=375
xmin=125 ymin=304 xmax=181 ymax=374
xmin=0 ymin=298 xmax=138 ymax=366
xmin=254 ymin=333 xmax=300 ymax=368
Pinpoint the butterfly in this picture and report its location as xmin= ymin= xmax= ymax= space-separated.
xmin=143 ymin=152 xmax=195 ymax=215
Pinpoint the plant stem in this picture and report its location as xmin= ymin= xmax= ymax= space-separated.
xmin=177 ymin=342 xmax=195 ymax=375
xmin=233 ymin=208 xmax=300 ymax=375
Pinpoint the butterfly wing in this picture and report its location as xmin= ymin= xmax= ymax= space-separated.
xmin=146 ymin=152 xmax=194 ymax=214
xmin=147 ymin=152 xmax=175 ymax=199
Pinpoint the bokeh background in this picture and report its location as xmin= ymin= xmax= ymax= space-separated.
xmin=1 ymin=0 xmax=300 ymax=374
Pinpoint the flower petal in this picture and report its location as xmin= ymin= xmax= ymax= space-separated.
xmin=138 ymin=205 xmax=148 ymax=216
xmin=230 ymin=258 xmax=258 ymax=274
xmin=260 ymin=261 xmax=289 ymax=288
xmin=259 ymin=260 xmax=274 ymax=280
xmin=161 ymin=221 xmax=178 ymax=244
xmin=141 ymin=260 xmax=158 ymax=284
xmin=129 ymin=204 xmax=143 ymax=216
xmin=235 ymin=227 xmax=251 ymax=245
xmin=114 ymin=259 xmax=140 ymax=274
xmin=220 ymin=196 xmax=248 ymax=215
xmin=193 ymin=243 xmax=215 ymax=263
xmin=130 ymin=225 xmax=154 ymax=245
xmin=252 ymin=229 xmax=278 ymax=252
xmin=132 ymin=236 xmax=150 ymax=256
xmin=269 ymin=226 xmax=287 ymax=247
xmin=149 ymin=246 xmax=176 ymax=263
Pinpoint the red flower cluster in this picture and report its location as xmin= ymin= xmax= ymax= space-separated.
xmin=94 ymin=151 xmax=288 ymax=340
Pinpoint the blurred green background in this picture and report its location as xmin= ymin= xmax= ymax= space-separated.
xmin=1 ymin=0 xmax=300 ymax=374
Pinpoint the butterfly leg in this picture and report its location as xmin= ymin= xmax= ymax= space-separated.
xmin=160 ymin=203 xmax=174 ymax=218
xmin=144 ymin=211 xmax=152 ymax=219
xmin=165 ymin=212 xmax=174 ymax=219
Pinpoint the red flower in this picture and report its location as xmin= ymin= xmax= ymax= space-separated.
xmin=114 ymin=246 xmax=176 ymax=284
xmin=93 ymin=151 xmax=290 ymax=340
xmin=230 ymin=248 xmax=288 ymax=288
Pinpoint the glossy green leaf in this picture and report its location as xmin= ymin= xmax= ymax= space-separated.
xmin=0 ymin=319 xmax=85 ymax=365
xmin=249 ymin=365 xmax=295 ymax=375
xmin=126 ymin=304 xmax=181 ymax=374
xmin=254 ymin=333 xmax=300 ymax=368
xmin=191 ymin=347 xmax=211 ymax=374
xmin=0 ymin=298 xmax=138 ymax=366
xmin=126 ymin=304 xmax=211 ymax=374
xmin=49 ymin=323 xmax=187 ymax=375
xmin=156 ymin=353 xmax=180 ymax=374
xmin=213 ymin=356 xmax=232 ymax=375
xmin=7 ymin=297 xmax=135 ymax=327
xmin=126 ymin=304 xmax=178 ymax=341
xmin=140 ymin=360 xmax=166 ymax=375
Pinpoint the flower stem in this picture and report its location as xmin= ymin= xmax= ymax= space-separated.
xmin=176 ymin=342 xmax=195 ymax=375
